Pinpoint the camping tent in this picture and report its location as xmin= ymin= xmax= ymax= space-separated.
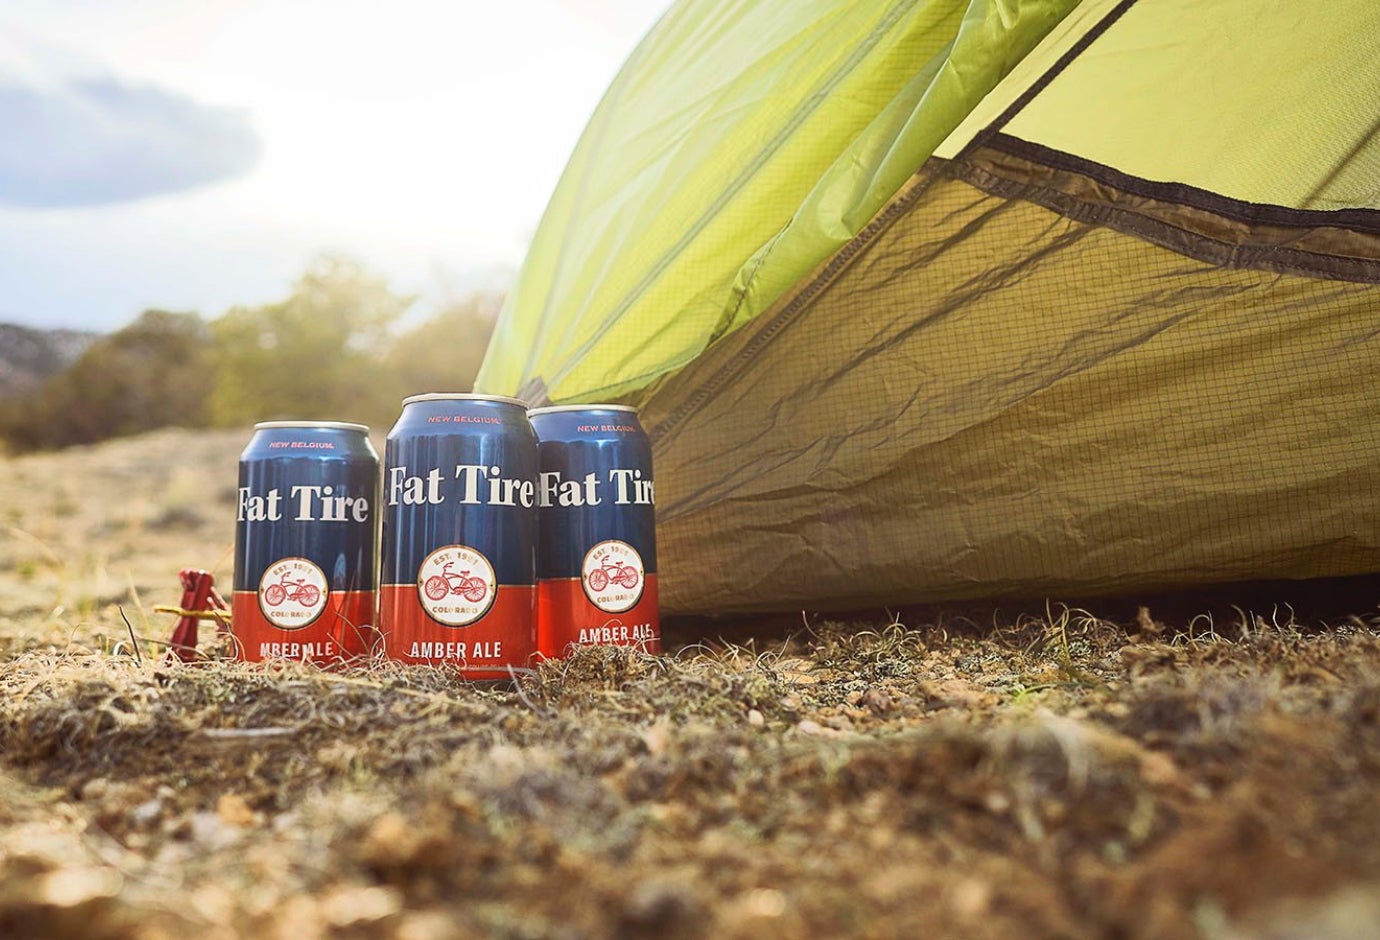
xmin=476 ymin=0 xmax=1380 ymax=614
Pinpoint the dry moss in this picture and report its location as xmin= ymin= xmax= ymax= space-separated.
xmin=1 ymin=619 xmax=1379 ymax=939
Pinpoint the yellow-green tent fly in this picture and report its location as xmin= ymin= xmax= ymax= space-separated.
xmin=477 ymin=0 xmax=1380 ymax=614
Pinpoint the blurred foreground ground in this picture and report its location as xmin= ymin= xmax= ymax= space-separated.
xmin=2 ymin=430 xmax=1379 ymax=939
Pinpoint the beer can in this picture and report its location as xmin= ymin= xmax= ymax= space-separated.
xmin=378 ymin=393 xmax=538 ymax=677
xmin=529 ymin=405 xmax=659 ymax=657
xmin=232 ymin=421 xmax=379 ymax=664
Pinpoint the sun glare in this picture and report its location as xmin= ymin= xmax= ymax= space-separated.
xmin=198 ymin=2 xmax=628 ymax=259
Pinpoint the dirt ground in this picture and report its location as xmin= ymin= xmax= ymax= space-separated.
xmin=3 ymin=429 xmax=1380 ymax=939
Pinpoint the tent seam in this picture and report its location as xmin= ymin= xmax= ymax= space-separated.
xmin=989 ymin=134 xmax=1380 ymax=235
xmin=956 ymin=149 xmax=1380 ymax=285
xmin=964 ymin=0 xmax=1139 ymax=154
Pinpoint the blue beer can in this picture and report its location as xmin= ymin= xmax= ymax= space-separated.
xmin=232 ymin=421 xmax=379 ymax=664
xmin=378 ymin=393 xmax=538 ymax=676
xmin=528 ymin=405 xmax=659 ymax=658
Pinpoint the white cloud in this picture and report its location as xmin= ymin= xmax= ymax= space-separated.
xmin=0 ymin=70 xmax=260 ymax=208
xmin=0 ymin=28 xmax=261 ymax=209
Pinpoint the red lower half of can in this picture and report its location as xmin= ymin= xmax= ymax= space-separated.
xmin=230 ymin=590 xmax=377 ymax=665
xmin=377 ymin=584 xmax=536 ymax=678
xmin=536 ymin=574 xmax=660 ymax=659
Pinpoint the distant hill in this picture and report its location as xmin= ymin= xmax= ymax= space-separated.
xmin=0 ymin=323 xmax=99 ymax=398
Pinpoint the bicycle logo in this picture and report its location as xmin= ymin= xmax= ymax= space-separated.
xmin=257 ymin=557 xmax=329 ymax=629
xmin=423 ymin=560 xmax=489 ymax=604
xmin=263 ymin=573 xmax=322 ymax=608
xmin=582 ymin=540 xmax=644 ymax=614
xmin=417 ymin=545 xmax=496 ymax=626
xmin=586 ymin=558 xmax=640 ymax=593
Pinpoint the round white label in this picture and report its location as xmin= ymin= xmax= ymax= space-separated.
xmin=582 ymin=540 xmax=644 ymax=613
xmin=258 ymin=557 xmax=329 ymax=629
xmin=417 ymin=544 xmax=496 ymax=626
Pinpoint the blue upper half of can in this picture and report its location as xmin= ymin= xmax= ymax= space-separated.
xmin=381 ymin=395 xmax=538 ymax=585
xmin=234 ymin=423 xmax=379 ymax=592
xmin=529 ymin=406 xmax=656 ymax=578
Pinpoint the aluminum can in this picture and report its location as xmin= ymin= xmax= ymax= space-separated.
xmin=232 ymin=421 xmax=379 ymax=664
xmin=378 ymin=393 xmax=538 ymax=676
xmin=529 ymin=405 xmax=659 ymax=657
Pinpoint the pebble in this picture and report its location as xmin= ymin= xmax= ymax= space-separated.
xmin=129 ymin=799 xmax=163 ymax=829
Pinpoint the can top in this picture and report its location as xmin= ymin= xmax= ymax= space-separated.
xmin=402 ymin=392 xmax=529 ymax=408
xmin=528 ymin=404 xmax=638 ymax=416
xmin=253 ymin=420 xmax=370 ymax=433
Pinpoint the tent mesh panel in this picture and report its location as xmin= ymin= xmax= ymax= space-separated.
xmin=644 ymin=166 xmax=1380 ymax=612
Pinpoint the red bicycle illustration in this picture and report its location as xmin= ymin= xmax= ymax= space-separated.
xmin=263 ymin=574 xmax=322 ymax=608
xmin=587 ymin=558 xmax=640 ymax=592
xmin=424 ymin=561 xmax=488 ymax=603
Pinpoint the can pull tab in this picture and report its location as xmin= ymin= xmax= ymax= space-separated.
xmin=165 ymin=568 xmax=229 ymax=663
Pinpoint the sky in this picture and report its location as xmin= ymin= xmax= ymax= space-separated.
xmin=0 ymin=0 xmax=669 ymax=331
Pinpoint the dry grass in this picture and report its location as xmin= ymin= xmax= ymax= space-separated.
xmin=3 ymin=431 xmax=1380 ymax=939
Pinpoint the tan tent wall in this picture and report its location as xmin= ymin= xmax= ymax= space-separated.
xmin=639 ymin=162 xmax=1380 ymax=613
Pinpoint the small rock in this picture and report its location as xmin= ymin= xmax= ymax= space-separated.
xmin=860 ymin=689 xmax=895 ymax=715
xmin=129 ymin=799 xmax=163 ymax=829
xmin=741 ymin=888 xmax=786 ymax=919
xmin=1140 ymin=750 xmax=1183 ymax=787
xmin=397 ymin=911 xmax=459 ymax=940
xmin=153 ymin=841 xmax=194 ymax=867
xmin=321 ymin=885 xmax=402 ymax=927
xmin=362 ymin=812 xmax=418 ymax=868
xmin=273 ymin=812 xmax=301 ymax=834
xmin=641 ymin=720 xmax=672 ymax=757
xmin=950 ymin=878 xmax=992 ymax=921
xmin=747 ymin=709 xmax=765 ymax=728
xmin=925 ymin=678 xmax=990 ymax=709
xmin=79 ymin=778 xmax=110 ymax=802
xmin=217 ymin=793 xmax=256 ymax=828
xmin=188 ymin=811 xmax=240 ymax=848
xmin=34 ymin=867 xmax=122 ymax=908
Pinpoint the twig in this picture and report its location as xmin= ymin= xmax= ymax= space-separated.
xmin=507 ymin=665 xmax=553 ymax=717
xmin=305 ymin=672 xmax=474 ymax=709
xmin=197 ymin=727 xmax=299 ymax=741
xmin=152 ymin=605 xmax=232 ymax=624
xmin=118 ymin=606 xmax=144 ymax=665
